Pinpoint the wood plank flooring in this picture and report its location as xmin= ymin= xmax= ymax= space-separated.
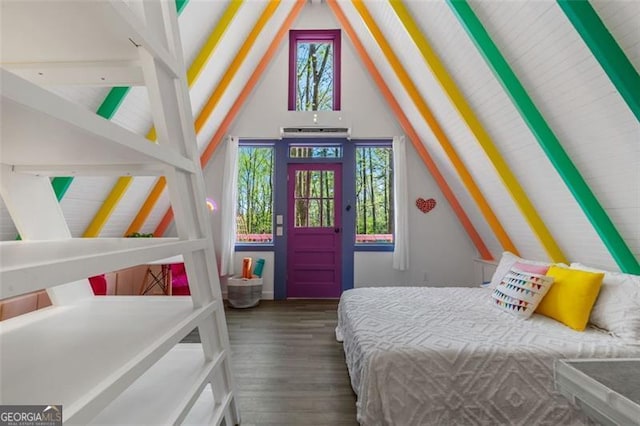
xmin=184 ymin=300 xmax=358 ymax=425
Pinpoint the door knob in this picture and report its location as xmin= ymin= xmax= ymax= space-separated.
xmin=334 ymin=228 xmax=340 ymax=233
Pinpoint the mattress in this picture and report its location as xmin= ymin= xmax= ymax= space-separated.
xmin=336 ymin=287 xmax=640 ymax=426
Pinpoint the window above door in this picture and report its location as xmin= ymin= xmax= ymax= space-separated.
xmin=288 ymin=29 xmax=341 ymax=111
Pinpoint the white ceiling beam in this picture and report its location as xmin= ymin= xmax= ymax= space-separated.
xmin=2 ymin=61 xmax=144 ymax=86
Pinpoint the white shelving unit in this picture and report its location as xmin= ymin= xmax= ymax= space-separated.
xmin=0 ymin=1 xmax=239 ymax=424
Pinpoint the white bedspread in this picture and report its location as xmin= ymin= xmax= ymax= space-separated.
xmin=336 ymin=287 xmax=640 ymax=426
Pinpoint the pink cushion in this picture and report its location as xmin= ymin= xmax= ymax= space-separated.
xmin=170 ymin=263 xmax=190 ymax=295
xmin=88 ymin=275 xmax=107 ymax=296
xmin=513 ymin=261 xmax=549 ymax=275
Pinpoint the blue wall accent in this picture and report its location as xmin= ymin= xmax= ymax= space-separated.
xmin=273 ymin=140 xmax=289 ymax=300
xmin=238 ymin=137 xmax=391 ymax=299
xmin=341 ymin=141 xmax=356 ymax=293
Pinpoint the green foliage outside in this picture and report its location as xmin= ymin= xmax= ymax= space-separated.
xmin=235 ymin=146 xmax=394 ymax=244
xmin=296 ymin=41 xmax=333 ymax=111
xmin=356 ymin=147 xmax=394 ymax=242
xmin=236 ymin=147 xmax=273 ymax=242
xmin=126 ymin=232 xmax=154 ymax=238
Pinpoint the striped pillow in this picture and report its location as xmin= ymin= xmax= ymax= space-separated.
xmin=492 ymin=267 xmax=554 ymax=318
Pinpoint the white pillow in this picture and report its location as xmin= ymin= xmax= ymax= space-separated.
xmin=491 ymin=267 xmax=554 ymax=318
xmin=570 ymin=263 xmax=640 ymax=343
xmin=488 ymin=251 xmax=554 ymax=289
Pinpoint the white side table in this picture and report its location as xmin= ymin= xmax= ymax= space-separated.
xmin=555 ymin=358 xmax=640 ymax=425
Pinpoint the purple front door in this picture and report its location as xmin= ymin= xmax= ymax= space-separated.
xmin=287 ymin=163 xmax=342 ymax=298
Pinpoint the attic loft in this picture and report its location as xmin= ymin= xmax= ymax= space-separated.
xmin=1 ymin=0 xmax=638 ymax=424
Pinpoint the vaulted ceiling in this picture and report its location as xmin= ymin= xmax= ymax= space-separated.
xmin=1 ymin=0 xmax=638 ymax=274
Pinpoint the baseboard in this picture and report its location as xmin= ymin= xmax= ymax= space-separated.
xmin=221 ymin=291 xmax=274 ymax=300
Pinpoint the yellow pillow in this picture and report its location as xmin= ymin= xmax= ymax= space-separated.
xmin=536 ymin=266 xmax=604 ymax=331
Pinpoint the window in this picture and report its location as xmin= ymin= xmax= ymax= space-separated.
xmin=294 ymin=169 xmax=335 ymax=228
xmin=236 ymin=145 xmax=274 ymax=244
xmin=355 ymin=145 xmax=393 ymax=244
xmin=289 ymin=29 xmax=341 ymax=111
xmin=289 ymin=145 xmax=342 ymax=158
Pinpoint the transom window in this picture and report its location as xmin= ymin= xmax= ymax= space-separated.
xmin=288 ymin=29 xmax=341 ymax=111
xmin=289 ymin=145 xmax=342 ymax=158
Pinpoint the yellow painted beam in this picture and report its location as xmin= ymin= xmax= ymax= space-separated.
xmin=389 ymin=0 xmax=567 ymax=263
xmin=83 ymin=1 xmax=244 ymax=237
xmin=188 ymin=1 xmax=244 ymax=86
xmin=127 ymin=0 xmax=281 ymax=235
xmin=351 ymin=0 xmax=519 ymax=256
xmin=195 ymin=0 xmax=280 ymax=133
xmin=155 ymin=0 xmax=308 ymax=237
xmin=326 ymin=0 xmax=492 ymax=260
xmin=126 ymin=177 xmax=166 ymax=237
xmin=84 ymin=178 xmax=134 ymax=237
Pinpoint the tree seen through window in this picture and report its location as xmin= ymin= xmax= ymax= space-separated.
xmin=289 ymin=29 xmax=341 ymax=111
xmin=236 ymin=146 xmax=274 ymax=243
xmin=356 ymin=146 xmax=394 ymax=243
xmin=296 ymin=41 xmax=333 ymax=111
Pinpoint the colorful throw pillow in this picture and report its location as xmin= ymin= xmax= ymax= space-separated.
xmin=571 ymin=263 xmax=640 ymax=343
xmin=536 ymin=266 xmax=604 ymax=331
xmin=492 ymin=267 xmax=554 ymax=318
xmin=488 ymin=252 xmax=554 ymax=289
xmin=512 ymin=261 xmax=549 ymax=275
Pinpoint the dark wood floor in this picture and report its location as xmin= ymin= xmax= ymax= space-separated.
xmin=184 ymin=300 xmax=358 ymax=425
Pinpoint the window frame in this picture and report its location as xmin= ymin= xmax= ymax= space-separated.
xmin=353 ymin=141 xmax=394 ymax=250
xmin=235 ymin=141 xmax=276 ymax=251
xmin=288 ymin=29 xmax=342 ymax=111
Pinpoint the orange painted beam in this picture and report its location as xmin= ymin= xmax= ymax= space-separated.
xmin=326 ymin=0 xmax=492 ymax=259
xmin=155 ymin=0 xmax=307 ymax=236
xmin=125 ymin=177 xmax=166 ymax=237
xmin=353 ymin=0 xmax=516 ymax=256
xmin=194 ymin=1 xmax=281 ymax=134
xmin=388 ymin=0 xmax=564 ymax=262
xmin=128 ymin=1 xmax=282 ymax=235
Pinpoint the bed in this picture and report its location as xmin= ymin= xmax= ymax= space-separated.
xmin=336 ymin=286 xmax=640 ymax=425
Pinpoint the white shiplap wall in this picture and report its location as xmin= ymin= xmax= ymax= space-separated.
xmin=5 ymin=0 xmax=636 ymax=275
xmin=577 ymin=0 xmax=640 ymax=264
xmin=99 ymin=0 xmax=235 ymax=236
xmin=99 ymin=176 xmax=157 ymax=237
xmin=365 ymin=0 xmax=542 ymax=262
xmin=59 ymin=176 xmax=120 ymax=237
xmin=150 ymin=1 xmax=294 ymax=235
xmin=469 ymin=0 xmax=638 ymax=270
xmin=336 ymin=0 xmax=502 ymax=259
xmin=590 ymin=0 xmax=640 ymax=69
xmin=47 ymin=86 xmax=111 ymax=112
xmin=199 ymin=0 xmax=299 ymax=147
xmin=0 ymin=197 xmax=17 ymax=241
xmin=401 ymin=0 xmax=577 ymax=263
xmin=201 ymin=1 xmax=478 ymax=285
xmin=188 ymin=1 xmax=266 ymax=145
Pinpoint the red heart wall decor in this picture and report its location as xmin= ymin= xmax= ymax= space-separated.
xmin=416 ymin=198 xmax=436 ymax=213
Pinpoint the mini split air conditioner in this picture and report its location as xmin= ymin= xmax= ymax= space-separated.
xmin=280 ymin=126 xmax=351 ymax=139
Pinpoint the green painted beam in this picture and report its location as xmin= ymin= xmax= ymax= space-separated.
xmin=176 ymin=0 xmax=189 ymax=13
xmin=447 ymin=0 xmax=639 ymax=273
xmin=47 ymin=0 xmax=188 ymax=203
xmin=49 ymin=86 xmax=131 ymax=197
xmin=15 ymin=0 xmax=190 ymax=240
xmin=558 ymin=0 xmax=640 ymax=122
